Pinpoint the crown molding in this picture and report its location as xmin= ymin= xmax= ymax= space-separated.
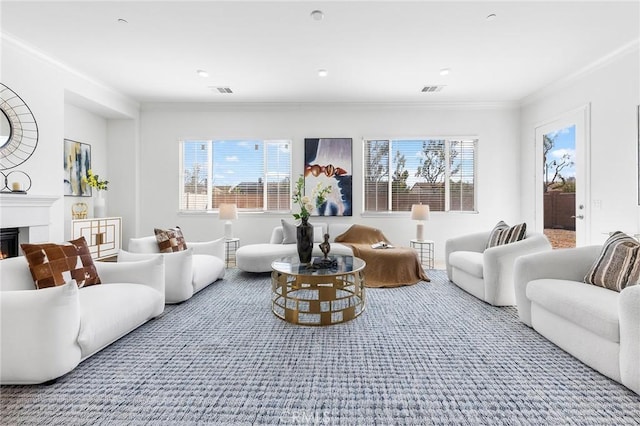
xmin=519 ymin=38 xmax=640 ymax=107
xmin=1 ymin=32 xmax=139 ymax=115
xmin=141 ymin=100 xmax=519 ymax=113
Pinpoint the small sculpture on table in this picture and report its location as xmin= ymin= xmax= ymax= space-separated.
xmin=310 ymin=233 xmax=337 ymax=270
xmin=71 ymin=202 xmax=88 ymax=219
xmin=319 ymin=233 xmax=331 ymax=259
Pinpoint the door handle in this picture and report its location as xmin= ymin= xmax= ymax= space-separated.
xmin=571 ymin=215 xmax=584 ymax=220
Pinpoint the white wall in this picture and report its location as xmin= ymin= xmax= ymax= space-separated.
xmin=2 ymin=34 xmax=524 ymax=262
xmin=1 ymin=40 xmax=65 ymax=241
xmin=1 ymin=37 xmax=140 ymax=242
xmin=139 ymin=103 xmax=522 ymax=262
xmin=520 ymin=44 xmax=640 ymax=244
xmin=11 ymin=30 xmax=637 ymax=262
xmin=63 ymin=103 xmax=108 ymax=238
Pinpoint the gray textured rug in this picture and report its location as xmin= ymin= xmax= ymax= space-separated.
xmin=1 ymin=269 xmax=639 ymax=425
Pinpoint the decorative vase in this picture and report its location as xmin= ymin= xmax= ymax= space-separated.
xmin=296 ymin=217 xmax=314 ymax=263
xmin=94 ymin=190 xmax=106 ymax=218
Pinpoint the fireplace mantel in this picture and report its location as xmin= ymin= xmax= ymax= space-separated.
xmin=0 ymin=193 xmax=59 ymax=243
xmin=0 ymin=193 xmax=59 ymax=207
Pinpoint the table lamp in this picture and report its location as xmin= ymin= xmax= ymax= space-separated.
xmin=411 ymin=204 xmax=430 ymax=241
xmin=218 ymin=203 xmax=238 ymax=239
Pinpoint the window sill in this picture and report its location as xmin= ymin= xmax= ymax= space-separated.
xmin=361 ymin=210 xmax=478 ymax=218
xmin=177 ymin=210 xmax=292 ymax=216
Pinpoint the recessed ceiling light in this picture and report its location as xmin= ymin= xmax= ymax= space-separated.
xmin=196 ymin=69 xmax=209 ymax=78
xmin=310 ymin=10 xmax=324 ymax=21
xmin=318 ymin=69 xmax=328 ymax=77
xmin=486 ymin=13 xmax=497 ymax=21
xmin=439 ymin=68 xmax=451 ymax=76
xmin=117 ymin=18 xmax=128 ymax=24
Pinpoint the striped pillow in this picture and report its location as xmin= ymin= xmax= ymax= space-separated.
xmin=584 ymin=231 xmax=640 ymax=292
xmin=486 ymin=221 xmax=527 ymax=248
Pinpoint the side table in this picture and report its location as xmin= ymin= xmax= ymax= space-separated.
xmin=225 ymin=238 xmax=240 ymax=267
xmin=410 ymin=239 xmax=434 ymax=269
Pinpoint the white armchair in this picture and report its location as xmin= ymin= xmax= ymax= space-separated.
xmin=514 ymin=247 xmax=640 ymax=395
xmin=121 ymin=236 xmax=225 ymax=304
xmin=445 ymin=230 xmax=552 ymax=306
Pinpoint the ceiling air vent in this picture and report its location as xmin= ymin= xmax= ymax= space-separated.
xmin=211 ymin=86 xmax=233 ymax=94
xmin=421 ymin=85 xmax=445 ymax=93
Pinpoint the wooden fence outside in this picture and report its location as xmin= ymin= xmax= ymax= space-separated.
xmin=544 ymin=191 xmax=576 ymax=230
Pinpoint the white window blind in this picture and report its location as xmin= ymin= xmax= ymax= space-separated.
xmin=364 ymin=140 xmax=390 ymax=212
xmin=264 ymin=141 xmax=291 ymax=211
xmin=180 ymin=140 xmax=291 ymax=212
xmin=363 ymin=138 xmax=477 ymax=212
xmin=449 ymin=140 xmax=476 ymax=212
xmin=181 ymin=140 xmax=211 ymax=210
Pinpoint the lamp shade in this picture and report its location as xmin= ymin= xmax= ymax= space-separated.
xmin=411 ymin=204 xmax=430 ymax=221
xmin=218 ymin=204 xmax=238 ymax=221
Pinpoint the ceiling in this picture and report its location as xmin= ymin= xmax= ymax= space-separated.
xmin=1 ymin=1 xmax=639 ymax=105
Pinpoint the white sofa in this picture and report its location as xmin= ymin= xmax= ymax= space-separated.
xmin=121 ymin=236 xmax=226 ymax=304
xmin=236 ymin=222 xmax=354 ymax=273
xmin=0 ymin=255 xmax=165 ymax=385
xmin=514 ymin=246 xmax=640 ymax=395
xmin=445 ymin=230 xmax=552 ymax=306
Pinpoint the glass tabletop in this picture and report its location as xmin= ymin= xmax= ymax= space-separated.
xmin=272 ymin=255 xmax=365 ymax=276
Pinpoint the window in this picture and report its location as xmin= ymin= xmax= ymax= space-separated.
xmin=180 ymin=140 xmax=291 ymax=212
xmin=363 ymin=138 xmax=477 ymax=213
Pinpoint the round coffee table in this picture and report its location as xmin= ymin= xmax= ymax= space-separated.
xmin=271 ymin=255 xmax=366 ymax=326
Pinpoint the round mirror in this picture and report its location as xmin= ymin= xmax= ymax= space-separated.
xmin=0 ymin=110 xmax=11 ymax=148
xmin=0 ymin=84 xmax=39 ymax=170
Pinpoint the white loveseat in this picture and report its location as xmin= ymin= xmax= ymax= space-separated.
xmin=236 ymin=222 xmax=354 ymax=273
xmin=445 ymin=230 xmax=552 ymax=306
xmin=514 ymin=246 xmax=640 ymax=395
xmin=120 ymin=236 xmax=226 ymax=304
xmin=0 ymin=255 xmax=165 ymax=384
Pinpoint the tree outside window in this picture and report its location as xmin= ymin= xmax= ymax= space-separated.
xmin=364 ymin=138 xmax=477 ymax=213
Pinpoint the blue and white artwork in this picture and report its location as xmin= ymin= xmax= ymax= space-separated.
xmin=304 ymin=138 xmax=352 ymax=216
xmin=64 ymin=139 xmax=91 ymax=196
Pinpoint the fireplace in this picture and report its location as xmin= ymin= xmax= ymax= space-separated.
xmin=0 ymin=228 xmax=20 ymax=259
xmin=0 ymin=194 xmax=59 ymax=251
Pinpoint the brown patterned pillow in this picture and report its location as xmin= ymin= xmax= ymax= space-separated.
xmin=20 ymin=236 xmax=101 ymax=289
xmin=154 ymin=227 xmax=188 ymax=253
xmin=584 ymin=231 xmax=640 ymax=292
xmin=486 ymin=221 xmax=527 ymax=248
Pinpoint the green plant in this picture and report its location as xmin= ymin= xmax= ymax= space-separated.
xmin=291 ymin=175 xmax=331 ymax=221
xmin=84 ymin=169 xmax=109 ymax=191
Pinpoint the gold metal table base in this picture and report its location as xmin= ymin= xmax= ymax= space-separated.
xmin=271 ymin=269 xmax=365 ymax=326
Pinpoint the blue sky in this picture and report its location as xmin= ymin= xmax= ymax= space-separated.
xmin=545 ymin=125 xmax=576 ymax=178
xmin=394 ymin=140 xmax=435 ymax=188
xmin=183 ymin=140 xmax=290 ymax=187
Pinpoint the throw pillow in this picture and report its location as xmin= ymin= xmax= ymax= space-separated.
xmin=584 ymin=231 xmax=640 ymax=292
xmin=486 ymin=221 xmax=527 ymax=248
xmin=281 ymin=219 xmax=297 ymax=244
xmin=20 ymin=236 xmax=101 ymax=289
xmin=154 ymin=226 xmax=188 ymax=253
